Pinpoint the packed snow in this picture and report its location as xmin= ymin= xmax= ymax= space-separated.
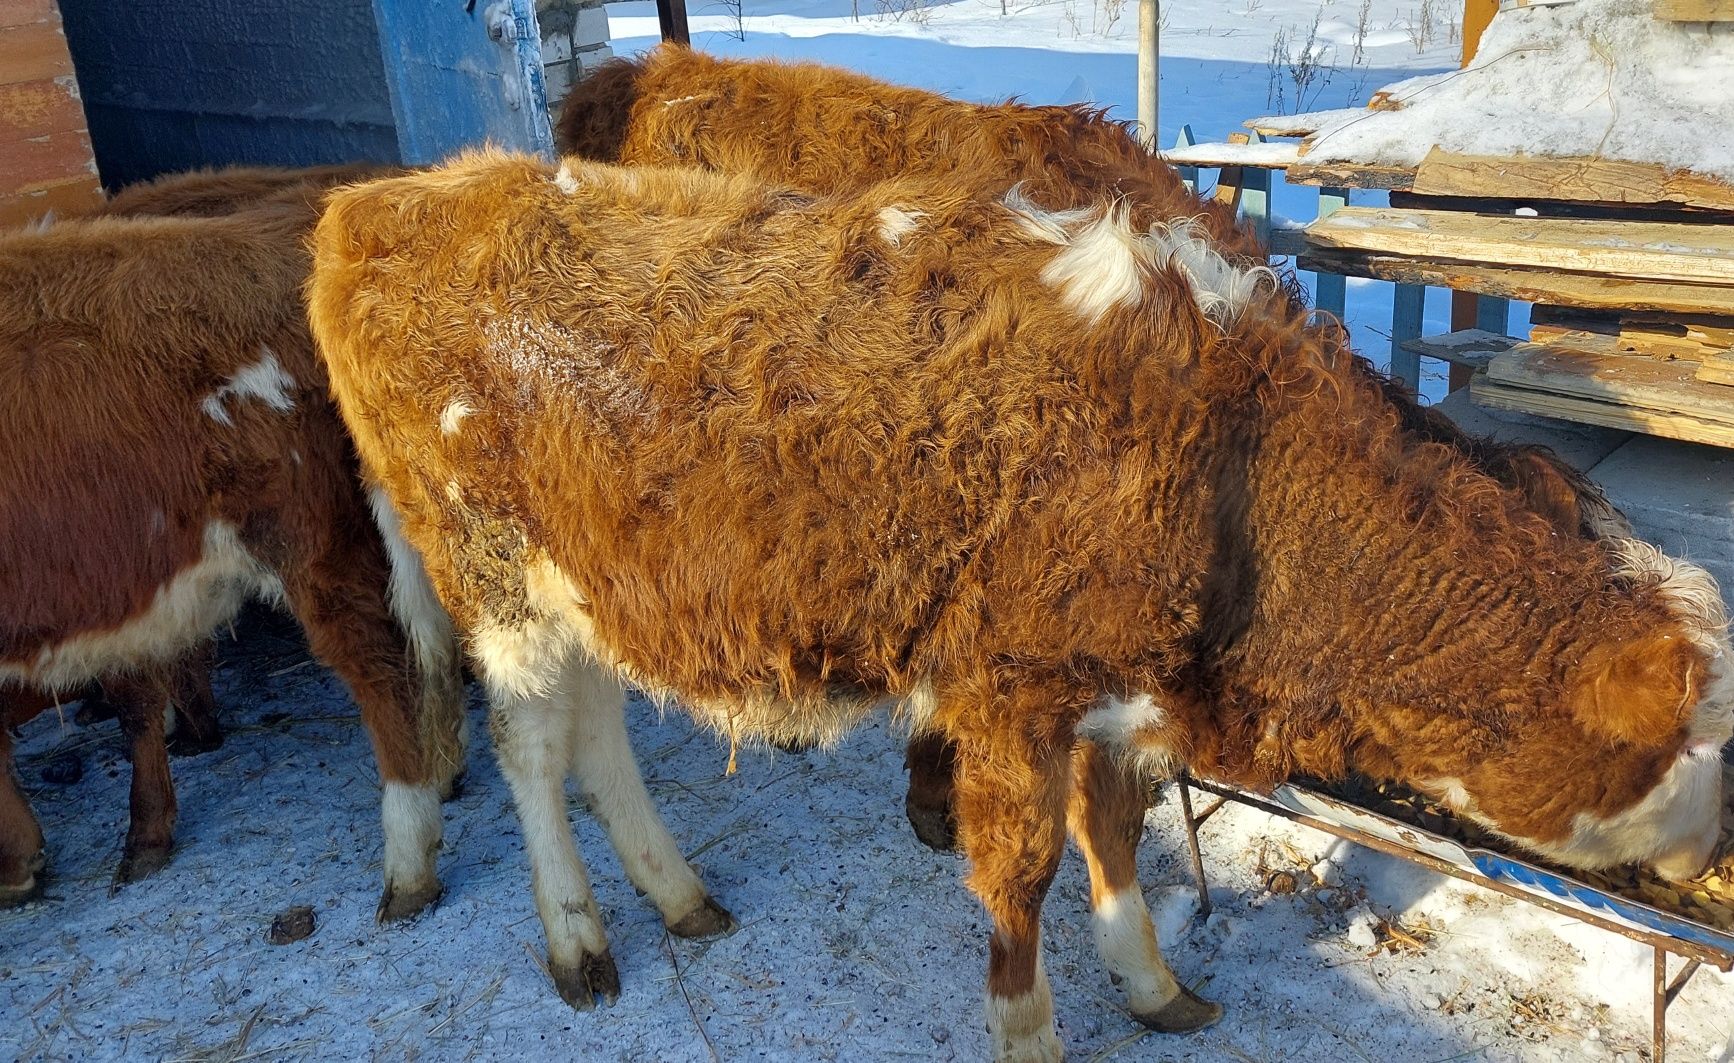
xmin=7 ymin=609 xmax=1733 ymax=1061
xmin=6 ymin=0 xmax=1728 ymax=1059
xmin=1284 ymin=0 xmax=1734 ymax=181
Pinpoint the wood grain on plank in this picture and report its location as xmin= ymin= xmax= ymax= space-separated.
xmin=1412 ymin=148 xmax=1734 ymax=211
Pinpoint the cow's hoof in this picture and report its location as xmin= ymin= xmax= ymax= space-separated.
xmin=1132 ymin=984 xmax=1224 ymax=1034
xmin=905 ymin=797 xmax=958 ymax=852
xmin=552 ymin=948 xmax=621 ymax=1010
xmin=0 ymin=868 xmax=43 ymax=908
xmin=668 ymin=895 xmax=738 ymax=939
xmin=375 ymin=878 xmax=443 ymax=924
xmin=113 ymin=844 xmax=172 ymax=889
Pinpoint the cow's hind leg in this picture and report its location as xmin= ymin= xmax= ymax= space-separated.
xmin=109 ymin=666 xmax=177 ymax=886
xmin=0 ymin=725 xmax=46 ymax=906
xmin=276 ymin=525 xmax=443 ymax=923
xmin=951 ymin=713 xmax=1071 ymax=1063
xmin=564 ymin=659 xmax=734 ymax=939
xmin=165 ymin=644 xmax=223 ymax=757
xmin=904 ymin=731 xmax=959 ymax=852
xmin=1067 ymin=742 xmax=1220 ymax=1033
xmin=482 ymin=643 xmax=618 ymax=1009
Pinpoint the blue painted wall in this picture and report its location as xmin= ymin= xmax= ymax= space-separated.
xmin=58 ymin=0 xmax=549 ymax=188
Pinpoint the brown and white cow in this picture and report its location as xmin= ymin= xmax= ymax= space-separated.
xmin=308 ymin=153 xmax=1729 ymax=1061
xmin=555 ymin=45 xmax=1631 ymax=853
xmin=0 ymin=194 xmax=464 ymax=914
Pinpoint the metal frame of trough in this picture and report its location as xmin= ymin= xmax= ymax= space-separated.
xmin=1174 ymin=775 xmax=1734 ymax=1063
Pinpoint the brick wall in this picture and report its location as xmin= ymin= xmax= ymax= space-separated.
xmin=0 ymin=0 xmax=102 ymax=226
xmin=537 ymin=0 xmax=613 ymax=114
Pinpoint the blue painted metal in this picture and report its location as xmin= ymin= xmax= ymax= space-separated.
xmin=1391 ymin=283 xmax=1425 ymax=389
xmin=1476 ymin=294 xmax=1511 ymax=336
xmin=1473 ymin=855 xmax=1734 ymax=957
xmin=1312 ymin=187 xmax=1349 ymax=322
xmin=1240 ymin=131 xmax=1271 ymax=246
xmin=57 ymin=0 xmax=551 ymax=188
xmin=1173 ymin=125 xmax=1198 ymax=194
xmin=371 ymin=0 xmax=554 ymax=165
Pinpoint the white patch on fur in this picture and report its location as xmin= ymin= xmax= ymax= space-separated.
xmin=900 ymin=676 xmax=939 ymax=732
xmin=986 ymin=950 xmax=1061 ymax=1063
xmin=1609 ymin=538 xmax=1734 ymax=748
xmin=1091 ymin=888 xmax=1181 ymax=1017
xmin=553 ymin=163 xmax=581 ymax=195
xmin=1001 ymin=186 xmax=1275 ymax=325
xmin=661 ymin=94 xmax=703 ymax=107
xmin=201 ymin=347 xmax=296 ymax=426
xmin=876 ymin=206 xmax=923 ymax=248
xmin=1422 ymin=777 xmax=1475 ymax=813
xmin=1145 ymin=219 xmax=1277 ymax=323
xmin=1079 ymin=693 xmax=1166 ymax=744
xmin=5 ymin=522 xmax=281 ymax=689
xmin=439 ymin=400 xmax=474 ymax=436
xmin=380 ymin=781 xmax=443 ymax=896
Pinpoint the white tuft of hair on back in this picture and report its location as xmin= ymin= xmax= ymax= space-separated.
xmin=876 ymin=206 xmax=924 ymax=248
xmin=553 ymin=163 xmax=581 ymax=195
xmin=1039 ymin=204 xmax=1150 ymax=325
xmin=1145 ymin=218 xmax=1277 ymax=324
xmin=1001 ymin=184 xmax=1095 ymax=245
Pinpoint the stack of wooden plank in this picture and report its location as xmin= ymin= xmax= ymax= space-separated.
xmin=1301 ymin=204 xmax=1734 ymax=448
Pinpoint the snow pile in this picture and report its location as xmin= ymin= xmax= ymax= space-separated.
xmin=1287 ymin=0 xmax=1734 ymax=180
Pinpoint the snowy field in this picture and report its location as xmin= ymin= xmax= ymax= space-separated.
xmin=5 ymin=1 xmax=1731 ymax=1060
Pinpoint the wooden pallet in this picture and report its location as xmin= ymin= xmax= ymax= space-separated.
xmin=1471 ymin=342 xmax=1734 ymax=448
xmin=1306 ymin=207 xmax=1734 ymax=286
xmin=1297 ymin=249 xmax=1734 ymax=316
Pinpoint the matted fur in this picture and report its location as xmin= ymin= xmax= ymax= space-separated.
xmin=0 ymin=194 xmax=462 ymax=912
xmin=309 ymin=152 xmax=1729 ymax=1053
xmin=556 ymin=45 xmax=1621 ymax=541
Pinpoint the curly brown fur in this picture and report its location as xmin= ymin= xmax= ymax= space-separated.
xmin=310 ymin=153 xmax=1727 ymax=1058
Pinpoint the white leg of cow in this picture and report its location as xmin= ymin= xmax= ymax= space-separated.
xmin=563 ymin=659 xmax=737 ymax=938
xmin=1067 ymin=743 xmax=1221 ymax=1032
xmin=486 ymin=664 xmax=619 ymax=1008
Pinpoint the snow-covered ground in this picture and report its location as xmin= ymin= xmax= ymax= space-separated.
xmin=7 ymin=608 xmax=1733 ymax=1062
xmin=6 ymin=2 xmax=1728 ymax=1060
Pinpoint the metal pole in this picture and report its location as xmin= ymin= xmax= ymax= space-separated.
xmin=1137 ymin=0 xmax=1158 ymax=148
xmin=1177 ymin=779 xmax=1212 ymax=919
xmin=657 ymin=0 xmax=691 ymax=44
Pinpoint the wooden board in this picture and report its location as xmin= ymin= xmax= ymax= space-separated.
xmin=1472 ymin=373 xmax=1734 ymax=449
xmin=1411 ymin=148 xmax=1734 ymax=212
xmin=1297 ymin=249 xmax=1734 ymax=316
xmin=1528 ymin=306 xmax=1734 ymax=360
xmin=1655 ymin=0 xmax=1734 ymax=19
xmin=1284 ymin=161 xmax=1416 ymax=191
xmin=1487 ymin=345 xmax=1734 ymax=423
xmin=1306 ymin=207 xmax=1734 ymax=286
xmin=1159 ymin=139 xmax=1301 ymax=170
xmin=1698 ymin=355 xmax=1734 ymax=387
xmin=1397 ymin=329 xmax=1520 ymax=371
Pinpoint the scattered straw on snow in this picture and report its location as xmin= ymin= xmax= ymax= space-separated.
xmin=1263 ymin=0 xmax=1734 ymax=181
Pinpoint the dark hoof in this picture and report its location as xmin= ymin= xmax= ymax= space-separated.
xmin=552 ymin=948 xmax=621 ymax=1010
xmin=1133 ymin=984 xmax=1224 ymax=1034
xmin=112 ymin=844 xmax=173 ymax=889
xmin=375 ymin=879 xmax=443 ymax=923
xmin=167 ymin=727 xmax=224 ymax=758
xmin=0 ymin=860 xmax=44 ymax=908
xmin=905 ymin=797 xmax=958 ymax=852
xmin=40 ymin=753 xmax=83 ymax=786
xmin=668 ymin=895 xmax=738 ymax=939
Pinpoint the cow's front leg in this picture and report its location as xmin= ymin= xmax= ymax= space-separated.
xmin=1066 ymin=742 xmax=1221 ymax=1032
xmin=951 ymin=719 xmax=1072 ymax=1063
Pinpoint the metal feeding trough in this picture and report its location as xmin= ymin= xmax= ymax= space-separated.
xmin=1176 ymin=776 xmax=1734 ymax=1063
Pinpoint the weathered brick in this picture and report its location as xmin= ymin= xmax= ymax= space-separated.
xmin=0 ymin=16 xmax=73 ymax=86
xmin=0 ymin=129 xmax=98 ymax=191
xmin=0 ymin=173 xmax=102 ymax=227
xmin=0 ymin=78 xmax=86 ymax=140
